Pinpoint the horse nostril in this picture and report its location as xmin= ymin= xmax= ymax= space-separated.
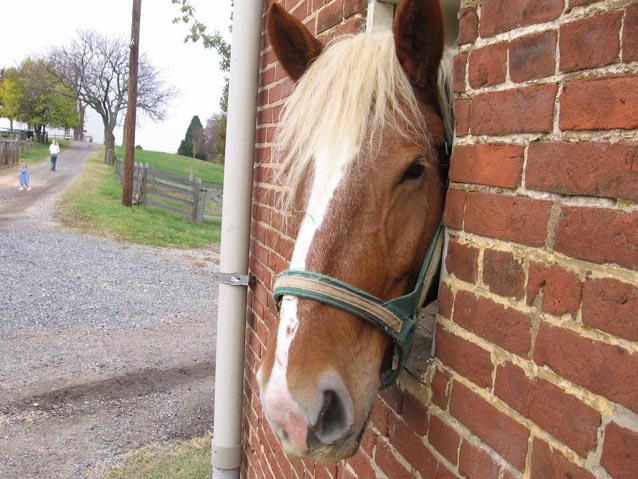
xmin=314 ymin=390 xmax=348 ymax=444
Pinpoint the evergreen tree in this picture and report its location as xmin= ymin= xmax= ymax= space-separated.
xmin=172 ymin=0 xmax=230 ymax=162
xmin=178 ymin=115 xmax=206 ymax=160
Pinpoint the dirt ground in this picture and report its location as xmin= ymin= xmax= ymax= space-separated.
xmin=0 ymin=143 xmax=219 ymax=479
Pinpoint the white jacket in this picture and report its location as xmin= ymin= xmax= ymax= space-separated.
xmin=49 ymin=143 xmax=60 ymax=155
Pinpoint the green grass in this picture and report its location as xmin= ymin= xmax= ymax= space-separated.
xmin=58 ymin=150 xmax=221 ymax=248
xmin=99 ymin=437 xmax=211 ymax=479
xmin=114 ymin=146 xmax=223 ymax=184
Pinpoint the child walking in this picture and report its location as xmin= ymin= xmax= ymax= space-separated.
xmin=18 ymin=162 xmax=31 ymax=191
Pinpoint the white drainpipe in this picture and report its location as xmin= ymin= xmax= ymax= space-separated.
xmin=211 ymin=2 xmax=262 ymax=478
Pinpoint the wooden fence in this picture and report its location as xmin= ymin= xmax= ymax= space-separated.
xmin=115 ymin=159 xmax=223 ymax=224
xmin=0 ymin=139 xmax=36 ymax=169
xmin=0 ymin=141 xmax=19 ymax=169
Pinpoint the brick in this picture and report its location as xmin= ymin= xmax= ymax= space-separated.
xmin=531 ymin=438 xmax=596 ymax=479
xmin=429 ymin=415 xmax=460 ymax=464
xmin=346 ymin=451 xmax=376 ymax=479
xmin=333 ymin=16 xmax=365 ymax=36
xmin=464 ymin=192 xmax=552 ymax=247
xmin=370 ymin=394 xmax=392 ymax=437
xmin=438 ymin=281 xmax=454 ymax=319
xmin=553 ymin=207 xmax=638 ymax=270
xmin=560 ymin=76 xmax=638 ymax=131
xmin=375 ymin=440 xmax=416 ymax=479
xmin=568 ymin=0 xmax=597 ymax=8
xmin=482 ymin=249 xmax=525 ymax=300
xmin=431 ymin=368 xmax=451 ymax=410
xmin=338 ymin=468 xmax=356 ymax=479
xmin=435 ymin=463 xmax=457 ymax=478
xmin=509 ymin=30 xmax=557 ymax=83
xmin=624 ymin=4 xmax=638 ymax=62
xmin=443 ymin=189 xmax=466 ymax=230
xmin=560 ymin=12 xmax=622 ymax=72
xmin=454 ymin=98 xmax=470 ymax=137
xmin=359 ymin=428 xmax=377 ymax=458
xmin=401 ymin=391 xmax=428 ymax=436
xmin=317 ymin=0 xmax=343 ymax=33
xmin=449 ymin=382 xmax=530 ymax=470
xmin=452 ymin=52 xmax=467 ymax=94
xmin=388 ymin=413 xmax=438 ymax=477
xmin=468 ymin=84 xmax=558 ymax=135
xmin=534 ymin=322 xmax=638 ymax=412
xmin=445 ymin=238 xmax=479 ymax=283
xmin=495 ymin=363 xmax=600 ymax=457
xmin=454 ymin=290 xmax=531 ymax=357
xmin=527 ymin=262 xmax=583 ymax=316
xmin=601 ymin=422 xmax=638 ymax=479
xmin=316 ymin=464 xmax=336 ymax=479
xmin=468 ymin=42 xmax=508 ymax=88
xmin=342 ymin=0 xmax=365 ymax=18
xmin=582 ymin=277 xmax=638 ymax=341
xmin=479 ymin=0 xmax=563 ymax=37
xmin=450 ymin=144 xmax=524 ymax=189
xmin=457 ymin=8 xmax=479 ymax=46
xmin=459 ymin=441 xmax=500 ymax=479
xmin=435 ymin=325 xmax=493 ymax=389
xmin=527 ymin=142 xmax=638 ymax=201
xmin=380 ymin=384 xmax=403 ymax=415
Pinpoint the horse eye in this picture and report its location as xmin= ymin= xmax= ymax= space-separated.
xmin=401 ymin=162 xmax=425 ymax=182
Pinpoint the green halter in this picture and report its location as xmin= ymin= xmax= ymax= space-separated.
xmin=273 ymin=219 xmax=444 ymax=388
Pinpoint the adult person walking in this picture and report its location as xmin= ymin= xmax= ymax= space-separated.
xmin=49 ymin=139 xmax=60 ymax=172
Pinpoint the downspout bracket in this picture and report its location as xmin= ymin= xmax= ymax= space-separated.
xmin=218 ymin=272 xmax=256 ymax=287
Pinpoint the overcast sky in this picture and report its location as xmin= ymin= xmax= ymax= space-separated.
xmin=0 ymin=0 xmax=233 ymax=153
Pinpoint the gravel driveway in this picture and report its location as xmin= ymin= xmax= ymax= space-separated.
xmin=0 ymin=142 xmax=219 ymax=478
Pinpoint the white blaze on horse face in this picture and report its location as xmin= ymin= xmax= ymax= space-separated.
xmin=263 ymin=142 xmax=353 ymax=443
xmin=290 ymin=142 xmax=352 ymax=270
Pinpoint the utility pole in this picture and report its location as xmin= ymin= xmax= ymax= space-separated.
xmin=122 ymin=0 xmax=142 ymax=207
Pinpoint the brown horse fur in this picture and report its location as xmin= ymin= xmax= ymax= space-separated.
xmin=258 ymin=0 xmax=447 ymax=463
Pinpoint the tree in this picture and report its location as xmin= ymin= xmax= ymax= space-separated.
xmin=172 ymin=0 xmax=230 ymax=161
xmin=49 ymin=30 xmax=176 ymax=162
xmin=178 ymin=115 xmax=206 ymax=160
xmin=0 ymin=59 xmax=79 ymax=141
xmin=201 ymin=113 xmax=223 ymax=161
xmin=0 ymin=68 xmax=21 ymax=131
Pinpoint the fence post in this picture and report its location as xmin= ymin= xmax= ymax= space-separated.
xmin=196 ymin=186 xmax=207 ymax=224
xmin=106 ymin=149 xmax=115 ymax=165
xmin=140 ymin=163 xmax=149 ymax=205
xmin=192 ymin=178 xmax=202 ymax=223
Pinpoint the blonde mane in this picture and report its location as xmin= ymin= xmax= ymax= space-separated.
xmin=275 ymin=32 xmax=454 ymax=210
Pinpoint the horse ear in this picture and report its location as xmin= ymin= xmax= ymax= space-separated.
xmin=393 ymin=0 xmax=444 ymax=93
xmin=267 ymin=4 xmax=323 ymax=82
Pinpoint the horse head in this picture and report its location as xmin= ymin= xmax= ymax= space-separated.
xmin=257 ymin=0 xmax=448 ymax=463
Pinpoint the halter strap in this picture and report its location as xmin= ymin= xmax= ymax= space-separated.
xmin=273 ymin=219 xmax=444 ymax=388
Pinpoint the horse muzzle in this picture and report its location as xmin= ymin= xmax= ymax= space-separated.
xmin=261 ymin=372 xmax=359 ymax=461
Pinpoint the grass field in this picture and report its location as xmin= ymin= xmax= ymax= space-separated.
xmin=99 ymin=436 xmax=211 ymax=479
xmin=58 ymin=148 xmax=222 ymax=248
xmin=114 ymin=146 xmax=224 ymax=184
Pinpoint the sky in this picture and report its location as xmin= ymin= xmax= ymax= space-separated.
xmin=0 ymin=0 xmax=233 ymax=154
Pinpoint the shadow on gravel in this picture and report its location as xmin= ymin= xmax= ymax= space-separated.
xmin=3 ymin=362 xmax=215 ymax=417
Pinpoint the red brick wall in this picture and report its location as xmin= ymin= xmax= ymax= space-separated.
xmin=243 ymin=1 xmax=638 ymax=478
xmin=441 ymin=0 xmax=638 ymax=478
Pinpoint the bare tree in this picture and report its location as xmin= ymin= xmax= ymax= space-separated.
xmin=49 ymin=30 xmax=176 ymax=162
